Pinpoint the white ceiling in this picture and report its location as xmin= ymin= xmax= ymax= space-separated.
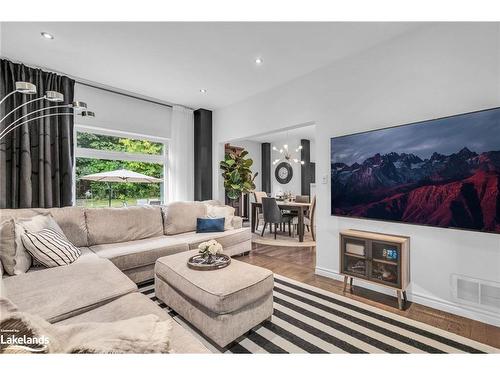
xmin=0 ymin=22 xmax=422 ymax=109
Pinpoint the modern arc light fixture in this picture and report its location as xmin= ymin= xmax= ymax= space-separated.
xmin=0 ymin=81 xmax=95 ymax=141
xmin=0 ymin=81 xmax=37 ymax=105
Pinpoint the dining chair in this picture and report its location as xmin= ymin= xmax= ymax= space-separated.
xmin=292 ymin=195 xmax=316 ymax=241
xmin=294 ymin=195 xmax=310 ymax=203
xmin=288 ymin=195 xmax=309 ymax=227
xmin=261 ymin=197 xmax=292 ymax=239
xmin=253 ymin=191 xmax=268 ymax=228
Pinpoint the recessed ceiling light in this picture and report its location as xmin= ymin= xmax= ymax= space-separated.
xmin=199 ymin=89 xmax=207 ymax=94
xmin=41 ymin=32 xmax=54 ymax=40
xmin=255 ymin=57 xmax=263 ymax=65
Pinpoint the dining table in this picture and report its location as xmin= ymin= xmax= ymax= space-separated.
xmin=251 ymin=201 xmax=311 ymax=242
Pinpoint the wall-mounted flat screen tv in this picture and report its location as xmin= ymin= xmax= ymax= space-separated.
xmin=331 ymin=107 xmax=500 ymax=234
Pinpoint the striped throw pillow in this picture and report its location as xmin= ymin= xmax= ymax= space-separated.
xmin=21 ymin=228 xmax=81 ymax=268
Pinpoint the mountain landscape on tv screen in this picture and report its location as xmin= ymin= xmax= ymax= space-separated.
xmin=331 ymin=148 xmax=500 ymax=232
xmin=331 ymin=109 xmax=500 ymax=233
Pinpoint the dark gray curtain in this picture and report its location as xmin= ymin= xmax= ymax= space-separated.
xmin=0 ymin=59 xmax=75 ymax=208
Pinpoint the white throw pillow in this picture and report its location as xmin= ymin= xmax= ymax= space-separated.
xmin=205 ymin=205 xmax=235 ymax=231
xmin=21 ymin=228 xmax=81 ymax=268
xmin=9 ymin=214 xmax=70 ymax=274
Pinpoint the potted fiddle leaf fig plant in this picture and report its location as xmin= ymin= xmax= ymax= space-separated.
xmin=220 ymin=150 xmax=258 ymax=210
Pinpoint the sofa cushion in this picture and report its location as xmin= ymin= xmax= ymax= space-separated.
xmin=0 ymin=207 xmax=88 ymax=247
xmin=3 ymin=258 xmax=137 ymax=323
xmin=86 ymin=206 xmax=164 ymax=246
xmin=170 ymin=227 xmax=251 ymax=251
xmin=201 ymin=199 xmax=223 ymax=206
xmin=90 ymin=236 xmax=189 ymax=271
xmin=75 ymin=247 xmax=100 ymax=263
xmin=155 ymin=250 xmax=273 ymax=314
xmin=162 ymin=201 xmax=207 ymax=235
xmin=56 ymin=292 xmax=210 ymax=353
xmin=231 ymin=216 xmax=243 ymax=229
xmin=205 ymin=204 xmax=235 ymax=230
xmin=23 ymin=248 xmax=99 ymax=274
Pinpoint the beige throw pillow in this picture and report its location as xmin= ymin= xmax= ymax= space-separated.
xmin=0 ymin=218 xmax=31 ymax=276
xmin=163 ymin=201 xmax=208 ymax=235
xmin=206 ymin=205 xmax=235 ymax=231
xmin=6 ymin=214 xmax=69 ymax=275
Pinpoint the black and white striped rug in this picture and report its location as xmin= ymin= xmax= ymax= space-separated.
xmin=137 ymin=274 xmax=498 ymax=353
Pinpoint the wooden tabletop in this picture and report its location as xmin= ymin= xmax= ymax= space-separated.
xmin=252 ymin=201 xmax=310 ymax=208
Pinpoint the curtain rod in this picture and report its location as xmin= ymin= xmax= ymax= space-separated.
xmin=1 ymin=56 xmax=194 ymax=110
xmin=75 ymin=80 xmax=173 ymax=109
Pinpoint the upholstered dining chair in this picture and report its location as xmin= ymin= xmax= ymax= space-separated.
xmin=261 ymin=197 xmax=293 ymax=239
xmin=294 ymin=195 xmax=310 ymax=203
xmin=292 ymin=195 xmax=317 ymax=241
xmin=253 ymin=191 xmax=268 ymax=228
xmin=288 ymin=195 xmax=309 ymax=225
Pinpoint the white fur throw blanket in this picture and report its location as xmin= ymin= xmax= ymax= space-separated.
xmin=0 ymin=299 xmax=172 ymax=354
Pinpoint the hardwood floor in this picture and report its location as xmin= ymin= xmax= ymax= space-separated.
xmin=236 ymin=242 xmax=500 ymax=349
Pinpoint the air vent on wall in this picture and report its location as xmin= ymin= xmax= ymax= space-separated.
xmin=452 ymin=274 xmax=500 ymax=310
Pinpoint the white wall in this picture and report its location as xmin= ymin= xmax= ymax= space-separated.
xmin=214 ymin=23 xmax=500 ymax=326
xmin=74 ymin=83 xmax=172 ymax=139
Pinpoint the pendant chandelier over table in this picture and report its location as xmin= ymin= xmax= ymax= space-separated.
xmin=271 ymin=141 xmax=304 ymax=166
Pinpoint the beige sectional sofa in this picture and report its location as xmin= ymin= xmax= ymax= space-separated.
xmin=0 ymin=201 xmax=252 ymax=353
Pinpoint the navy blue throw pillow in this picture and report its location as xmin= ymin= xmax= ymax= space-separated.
xmin=196 ymin=217 xmax=225 ymax=233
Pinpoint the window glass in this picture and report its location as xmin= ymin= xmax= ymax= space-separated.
xmin=76 ymin=131 xmax=164 ymax=155
xmin=75 ymin=158 xmax=163 ymax=208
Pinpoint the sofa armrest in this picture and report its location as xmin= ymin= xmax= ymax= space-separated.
xmin=231 ymin=216 xmax=243 ymax=229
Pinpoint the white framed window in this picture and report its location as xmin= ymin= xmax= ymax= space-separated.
xmin=73 ymin=125 xmax=169 ymax=208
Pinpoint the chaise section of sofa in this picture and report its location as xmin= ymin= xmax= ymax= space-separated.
xmin=2 ymin=258 xmax=137 ymax=323
xmin=55 ymin=292 xmax=211 ymax=353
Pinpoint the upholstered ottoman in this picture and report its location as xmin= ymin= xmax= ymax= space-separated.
xmin=154 ymin=250 xmax=274 ymax=347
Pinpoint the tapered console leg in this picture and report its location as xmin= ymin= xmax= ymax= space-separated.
xmin=397 ymin=290 xmax=403 ymax=310
xmin=343 ymin=276 xmax=348 ymax=292
xmin=349 ymin=277 xmax=353 ymax=291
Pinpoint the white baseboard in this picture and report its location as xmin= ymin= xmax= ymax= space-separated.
xmin=314 ymin=266 xmax=500 ymax=327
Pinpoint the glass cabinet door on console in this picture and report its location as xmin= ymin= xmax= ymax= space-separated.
xmin=370 ymin=241 xmax=401 ymax=288
xmin=341 ymin=237 xmax=368 ymax=278
xmin=339 ymin=230 xmax=410 ymax=310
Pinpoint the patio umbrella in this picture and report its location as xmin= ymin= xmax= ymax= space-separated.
xmin=79 ymin=169 xmax=162 ymax=207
